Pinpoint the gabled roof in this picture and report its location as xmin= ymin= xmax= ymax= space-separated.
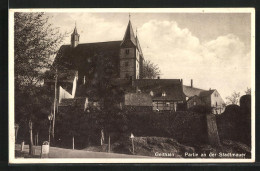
xmin=183 ymin=85 xmax=216 ymax=98
xmin=120 ymin=20 xmax=136 ymax=47
xmin=134 ymin=79 xmax=186 ymax=101
xmin=199 ymin=90 xmax=215 ymax=97
xmin=53 ymin=41 xmax=122 ymax=75
xmin=183 ymin=85 xmax=206 ymax=97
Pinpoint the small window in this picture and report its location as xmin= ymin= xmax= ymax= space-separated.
xmin=162 ymin=91 xmax=166 ymax=97
xmin=125 ymin=62 xmax=129 ymax=67
xmin=125 ymin=49 xmax=129 ymax=54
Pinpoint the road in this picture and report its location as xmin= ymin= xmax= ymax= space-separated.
xmin=15 ymin=144 xmax=146 ymax=158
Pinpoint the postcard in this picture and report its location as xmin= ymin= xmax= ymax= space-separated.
xmin=9 ymin=8 xmax=255 ymax=163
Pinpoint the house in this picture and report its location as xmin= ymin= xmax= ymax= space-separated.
xmin=122 ymin=79 xmax=186 ymax=112
xmin=183 ymin=80 xmax=225 ymax=114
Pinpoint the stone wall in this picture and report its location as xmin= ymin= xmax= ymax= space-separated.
xmin=216 ymin=95 xmax=251 ymax=146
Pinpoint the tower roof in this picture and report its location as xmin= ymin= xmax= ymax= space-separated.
xmin=72 ymin=26 xmax=79 ymax=35
xmin=121 ymin=20 xmax=136 ymax=47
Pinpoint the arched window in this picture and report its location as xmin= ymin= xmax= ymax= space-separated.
xmin=125 ymin=49 xmax=129 ymax=54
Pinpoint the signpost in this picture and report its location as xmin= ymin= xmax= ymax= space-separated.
xmin=130 ymin=133 xmax=135 ymax=154
xmin=41 ymin=141 xmax=50 ymax=158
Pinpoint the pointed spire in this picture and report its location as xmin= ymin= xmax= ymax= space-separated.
xmin=121 ymin=17 xmax=136 ymax=47
xmin=71 ymin=22 xmax=80 ymax=48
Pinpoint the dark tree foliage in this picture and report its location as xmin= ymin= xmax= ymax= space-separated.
xmin=15 ymin=12 xmax=67 ymax=88
xmin=14 ymin=12 xmax=67 ymax=154
xmin=188 ymin=105 xmax=212 ymax=115
xmin=142 ymin=59 xmax=161 ymax=79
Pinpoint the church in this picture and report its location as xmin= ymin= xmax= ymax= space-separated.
xmin=45 ymin=17 xmax=225 ymax=113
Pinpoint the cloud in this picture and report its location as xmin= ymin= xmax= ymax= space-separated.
xmin=48 ymin=13 xmax=125 ymax=44
xmin=138 ymin=20 xmax=251 ymax=99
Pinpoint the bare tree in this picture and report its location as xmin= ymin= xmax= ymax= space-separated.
xmin=225 ymin=91 xmax=241 ymax=105
xmin=142 ymin=59 xmax=161 ymax=79
xmin=14 ymin=12 xmax=67 ymax=155
xmin=245 ymin=87 xmax=251 ymax=95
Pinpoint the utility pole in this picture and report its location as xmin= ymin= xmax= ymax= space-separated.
xmin=52 ymin=68 xmax=58 ymax=142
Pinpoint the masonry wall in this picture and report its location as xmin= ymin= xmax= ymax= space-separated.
xmin=119 ymin=48 xmax=136 ymax=79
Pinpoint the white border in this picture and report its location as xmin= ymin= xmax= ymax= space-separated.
xmin=9 ymin=8 xmax=255 ymax=164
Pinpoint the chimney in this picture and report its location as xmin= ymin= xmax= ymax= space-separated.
xmin=191 ymin=79 xmax=193 ymax=88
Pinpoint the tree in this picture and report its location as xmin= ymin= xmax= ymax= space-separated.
xmin=245 ymin=87 xmax=251 ymax=95
xmin=142 ymin=59 xmax=161 ymax=79
xmin=225 ymin=91 xmax=241 ymax=105
xmin=14 ymin=12 xmax=67 ymax=155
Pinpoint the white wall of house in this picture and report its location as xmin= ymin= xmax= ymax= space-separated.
xmin=210 ymin=90 xmax=225 ymax=114
xmin=59 ymin=76 xmax=78 ymax=103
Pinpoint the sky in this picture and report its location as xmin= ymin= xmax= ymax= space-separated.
xmin=46 ymin=12 xmax=252 ymax=100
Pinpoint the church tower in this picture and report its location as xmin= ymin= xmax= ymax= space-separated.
xmin=119 ymin=17 xmax=141 ymax=79
xmin=71 ymin=24 xmax=80 ymax=48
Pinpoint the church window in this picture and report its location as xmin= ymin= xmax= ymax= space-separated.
xmin=216 ymin=102 xmax=218 ymax=107
xmin=125 ymin=49 xmax=129 ymax=54
xmin=125 ymin=62 xmax=129 ymax=67
xmin=194 ymin=101 xmax=197 ymax=106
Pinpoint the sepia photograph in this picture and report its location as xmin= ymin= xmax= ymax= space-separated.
xmin=8 ymin=8 xmax=255 ymax=163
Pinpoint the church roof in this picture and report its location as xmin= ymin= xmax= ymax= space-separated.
xmin=53 ymin=41 xmax=122 ymax=75
xmin=136 ymin=36 xmax=143 ymax=55
xmin=72 ymin=26 xmax=79 ymax=35
xmin=121 ymin=20 xmax=136 ymax=47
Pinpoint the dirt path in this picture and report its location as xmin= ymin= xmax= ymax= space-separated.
xmin=15 ymin=144 xmax=147 ymax=158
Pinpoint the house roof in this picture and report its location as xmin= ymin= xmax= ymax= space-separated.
xmin=183 ymin=85 xmax=205 ymax=97
xmin=134 ymin=79 xmax=186 ymax=101
xmin=199 ymin=90 xmax=215 ymax=97
xmin=183 ymin=85 xmax=216 ymax=98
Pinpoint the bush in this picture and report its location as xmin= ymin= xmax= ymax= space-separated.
xmin=188 ymin=105 xmax=212 ymax=114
